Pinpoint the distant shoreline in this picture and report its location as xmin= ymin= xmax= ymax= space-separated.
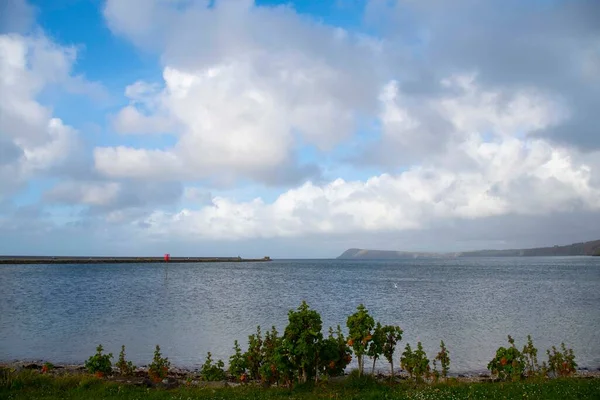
xmin=0 ymin=256 xmax=272 ymax=265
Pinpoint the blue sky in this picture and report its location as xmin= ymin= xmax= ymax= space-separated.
xmin=1 ymin=0 xmax=599 ymax=257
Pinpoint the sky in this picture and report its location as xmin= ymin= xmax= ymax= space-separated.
xmin=0 ymin=0 xmax=599 ymax=258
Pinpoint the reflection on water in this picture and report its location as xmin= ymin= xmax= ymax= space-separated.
xmin=1 ymin=257 xmax=599 ymax=373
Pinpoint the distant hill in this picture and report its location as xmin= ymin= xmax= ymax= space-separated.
xmin=337 ymin=239 xmax=600 ymax=259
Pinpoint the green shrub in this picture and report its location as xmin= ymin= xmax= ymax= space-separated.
xmin=381 ymin=325 xmax=403 ymax=379
xmin=84 ymin=345 xmax=113 ymax=376
xmin=487 ymin=335 xmax=525 ymax=381
xmin=148 ymin=345 xmax=170 ymax=383
xmin=283 ymin=301 xmax=323 ymax=383
xmin=435 ymin=340 xmax=450 ymax=379
xmin=228 ymin=340 xmax=247 ymax=381
xmin=547 ymin=343 xmax=577 ymax=377
xmin=244 ymin=326 xmax=263 ymax=381
xmin=319 ymin=325 xmax=352 ymax=377
xmin=200 ymin=352 xmax=226 ymax=381
xmin=522 ymin=335 xmax=539 ymax=378
xmin=401 ymin=342 xmax=430 ymax=382
xmin=367 ymin=322 xmax=385 ymax=375
xmin=258 ymin=326 xmax=282 ymax=385
xmin=346 ymin=304 xmax=375 ymax=376
xmin=116 ymin=345 xmax=135 ymax=376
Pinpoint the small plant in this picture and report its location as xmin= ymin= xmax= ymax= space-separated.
xmin=522 ymin=335 xmax=539 ymax=378
xmin=435 ymin=340 xmax=450 ymax=379
xmin=116 ymin=345 xmax=135 ymax=376
xmin=346 ymin=304 xmax=375 ymax=376
xmin=401 ymin=342 xmax=430 ymax=382
xmin=148 ymin=345 xmax=170 ymax=383
xmin=200 ymin=352 xmax=226 ymax=381
xmin=41 ymin=362 xmax=54 ymax=374
xmin=84 ymin=345 xmax=113 ymax=377
xmin=228 ymin=340 xmax=247 ymax=381
xmin=547 ymin=343 xmax=577 ymax=377
xmin=259 ymin=326 xmax=282 ymax=385
xmin=381 ymin=325 xmax=403 ymax=380
xmin=245 ymin=326 xmax=263 ymax=381
xmin=320 ymin=325 xmax=352 ymax=377
xmin=367 ymin=322 xmax=385 ymax=375
xmin=283 ymin=301 xmax=323 ymax=383
xmin=487 ymin=335 xmax=525 ymax=381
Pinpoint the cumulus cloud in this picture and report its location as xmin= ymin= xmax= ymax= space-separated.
xmin=99 ymin=0 xmax=385 ymax=185
xmin=1 ymin=0 xmax=599 ymax=255
xmin=0 ymin=33 xmax=84 ymax=199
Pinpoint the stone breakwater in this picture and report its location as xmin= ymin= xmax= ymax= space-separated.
xmin=0 ymin=256 xmax=272 ymax=264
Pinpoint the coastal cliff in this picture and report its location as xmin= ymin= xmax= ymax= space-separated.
xmin=338 ymin=239 xmax=600 ymax=259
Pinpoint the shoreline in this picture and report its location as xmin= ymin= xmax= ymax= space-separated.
xmin=2 ymin=360 xmax=599 ymax=384
xmin=0 ymin=256 xmax=272 ymax=264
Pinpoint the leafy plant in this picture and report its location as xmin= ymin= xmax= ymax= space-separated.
xmin=381 ymin=325 xmax=403 ymax=380
xmin=401 ymin=342 xmax=430 ymax=382
xmin=41 ymin=362 xmax=54 ymax=374
xmin=228 ymin=340 xmax=247 ymax=382
xmin=148 ymin=345 xmax=170 ymax=383
xmin=487 ymin=335 xmax=525 ymax=381
xmin=283 ymin=301 xmax=323 ymax=383
xmin=547 ymin=343 xmax=577 ymax=377
xmin=319 ymin=325 xmax=352 ymax=377
xmin=367 ymin=322 xmax=385 ymax=375
xmin=435 ymin=340 xmax=450 ymax=379
xmin=116 ymin=345 xmax=135 ymax=376
xmin=258 ymin=326 xmax=282 ymax=385
xmin=346 ymin=304 xmax=375 ymax=376
xmin=245 ymin=326 xmax=263 ymax=381
xmin=522 ymin=335 xmax=539 ymax=378
xmin=84 ymin=345 xmax=113 ymax=376
xmin=200 ymin=352 xmax=226 ymax=381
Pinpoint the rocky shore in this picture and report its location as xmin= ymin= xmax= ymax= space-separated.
xmin=2 ymin=361 xmax=599 ymax=389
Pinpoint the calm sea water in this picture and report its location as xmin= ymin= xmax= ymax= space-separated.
xmin=1 ymin=257 xmax=599 ymax=373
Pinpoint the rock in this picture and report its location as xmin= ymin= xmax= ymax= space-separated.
xmin=328 ymin=376 xmax=347 ymax=383
xmin=24 ymin=364 xmax=41 ymax=370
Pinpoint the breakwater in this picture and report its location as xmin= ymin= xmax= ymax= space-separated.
xmin=0 ymin=256 xmax=271 ymax=264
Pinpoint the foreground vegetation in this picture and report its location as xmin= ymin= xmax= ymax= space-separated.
xmin=2 ymin=301 xmax=597 ymax=398
xmin=2 ymin=369 xmax=599 ymax=400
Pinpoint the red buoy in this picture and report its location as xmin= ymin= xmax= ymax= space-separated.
xmin=164 ymin=253 xmax=170 ymax=262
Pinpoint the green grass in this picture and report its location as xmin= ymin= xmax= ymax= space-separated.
xmin=1 ymin=370 xmax=599 ymax=400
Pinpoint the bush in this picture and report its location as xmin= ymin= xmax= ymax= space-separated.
xmin=258 ymin=326 xmax=282 ymax=385
xmin=522 ymin=335 xmax=539 ymax=378
xmin=487 ymin=335 xmax=525 ymax=381
xmin=84 ymin=345 xmax=113 ymax=376
xmin=402 ymin=342 xmax=430 ymax=382
xmin=346 ymin=304 xmax=375 ymax=376
xmin=228 ymin=340 xmax=247 ymax=381
xmin=547 ymin=343 xmax=577 ymax=377
xmin=116 ymin=345 xmax=135 ymax=376
xmin=244 ymin=326 xmax=263 ymax=381
xmin=200 ymin=352 xmax=226 ymax=381
xmin=320 ymin=325 xmax=352 ymax=377
xmin=283 ymin=301 xmax=323 ymax=383
xmin=148 ymin=345 xmax=170 ymax=383
xmin=435 ymin=340 xmax=450 ymax=379
xmin=381 ymin=325 xmax=403 ymax=379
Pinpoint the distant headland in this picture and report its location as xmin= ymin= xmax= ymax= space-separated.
xmin=0 ymin=256 xmax=272 ymax=265
xmin=338 ymin=239 xmax=600 ymax=259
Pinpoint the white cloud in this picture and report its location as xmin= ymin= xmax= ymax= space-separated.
xmin=99 ymin=0 xmax=384 ymax=185
xmin=0 ymin=33 xmax=84 ymax=199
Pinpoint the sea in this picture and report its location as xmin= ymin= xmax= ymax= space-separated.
xmin=1 ymin=257 xmax=599 ymax=374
